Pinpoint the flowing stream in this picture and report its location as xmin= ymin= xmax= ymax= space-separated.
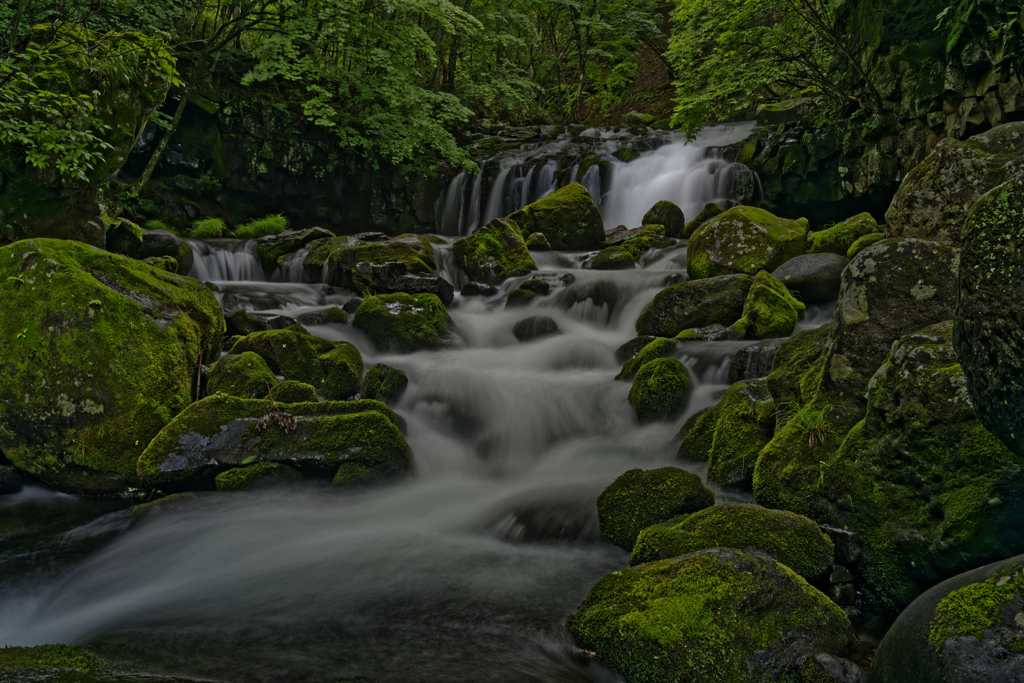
xmin=0 ymin=124 xmax=837 ymax=683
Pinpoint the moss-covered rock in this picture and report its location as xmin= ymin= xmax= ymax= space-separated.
xmin=452 ymin=217 xmax=537 ymax=284
xmin=214 ymin=462 xmax=302 ymax=491
xmin=886 ymin=121 xmax=1024 ymax=245
xmin=955 ymin=175 xmax=1024 ymax=458
xmin=682 ymin=201 xmax=724 ymax=239
xmin=106 ymin=219 xmax=143 ymax=258
xmin=728 ymin=270 xmax=806 ymax=339
xmin=302 ymin=234 xmax=436 ymax=291
xmin=225 ymin=309 xmax=272 ymax=337
xmin=230 ymin=327 xmax=362 ymax=400
xmin=0 ymin=239 xmax=223 ymax=495
xmin=0 ymin=644 xmax=105 ymax=674
xmin=507 ymin=183 xmax=605 ymax=250
xmin=255 ymin=227 xmax=334 ymax=272
xmin=518 ymin=278 xmax=550 ymax=295
xmin=616 ymin=337 xmax=680 ymax=380
xmin=642 ymin=200 xmax=686 ymax=238
xmin=589 ymin=246 xmax=635 ymax=270
xmin=504 ymin=288 xmax=537 ymax=308
xmin=687 ymin=206 xmax=807 ymax=279
xmin=567 ymin=548 xmax=857 ymax=683
xmin=142 ymin=255 xmax=177 ymax=272
xmin=807 ymin=212 xmax=879 ymax=256
xmin=137 ymin=395 xmax=409 ymax=487
xmin=295 ymin=306 xmax=349 ymax=326
xmin=674 ymin=324 xmax=744 ymax=342
xmin=706 ymin=378 xmax=776 ymax=489
xmin=846 ymin=232 xmax=885 ymax=260
xmin=635 ymin=274 xmax=753 ymax=337
xmin=630 ymin=504 xmax=834 ymax=579
xmin=140 ymin=230 xmax=194 ymax=275
xmin=353 ymin=292 xmax=454 ymax=352
xmin=771 ymin=253 xmax=848 ymax=303
xmin=677 ymin=407 xmax=717 ymax=462
xmin=362 ymin=363 xmax=409 ymax=404
xmin=596 ymin=467 xmax=714 ymax=551
xmin=628 ymin=358 xmax=692 ymax=423
xmin=207 ymin=351 xmax=278 ymax=399
xmin=269 ymin=380 xmax=318 ymax=403
xmin=615 ymin=335 xmax=658 ymax=364
xmin=332 ymin=462 xmax=389 ymax=487
xmin=525 ymin=232 xmax=551 ymax=251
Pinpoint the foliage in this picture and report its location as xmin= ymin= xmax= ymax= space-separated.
xmin=190 ymin=217 xmax=226 ymax=237
xmin=936 ymin=0 xmax=1023 ymax=82
xmin=235 ymin=214 xmax=288 ymax=238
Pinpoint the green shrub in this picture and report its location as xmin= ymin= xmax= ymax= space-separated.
xmin=190 ymin=217 xmax=227 ymax=238
xmin=145 ymin=219 xmax=173 ymax=232
xmin=236 ymin=214 xmax=289 ymax=238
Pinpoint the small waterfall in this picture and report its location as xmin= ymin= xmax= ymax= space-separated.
xmin=188 ymin=239 xmax=264 ymax=281
xmin=535 ymin=160 xmax=558 ymax=200
xmin=465 ymin=167 xmax=485 ymax=234
xmin=271 ymin=244 xmax=312 ymax=284
xmin=483 ymin=160 xmax=517 ymax=226
xmin=579 ymin=164 xmax=601 ymax=203
xmin=440 ymin=171 xmax=468 ymax=236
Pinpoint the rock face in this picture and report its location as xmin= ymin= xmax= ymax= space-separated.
xmin=0 ymin=239 xmax=223 ymax=495
xmin=256 ymin=227 xmax=334 ymax=271
xmin=687 ymin=206 xmax=807 ymax=280
xmin=596 ymin=467 xmax=714 ymax=551
xmin=628 ymin=358 xmax=692 ymax=423
xmin=635 ymin=274 xmax=752 ymax=337
xmin=452 ymin=217 xmax=537 ymax=284
xmin=808 ymin=213 xmax=879 ymax=256
xmin=641 ymin=200 xmax=686 ymax=238
xmin=886 ymin=122 xmax=1024 ymax=245
xmin=630 ymin=504 xmax=834 ymax=579
xmin=352 ymin=292 xmax=455 ymax=352
xmin=137 ymin=396 xmax=409 ymax=487
xmin=772 ymin=253 xmax=848 ymax=303
xmin=507 ymin=183 xmax=604 ymax=250
xmin=955 ymin=175 xmax=1024 ymax=458
xmin=568 ymin=548 xmax=858 ymax=683
xmin=871 ymin=554 xmax=1024 ymax=683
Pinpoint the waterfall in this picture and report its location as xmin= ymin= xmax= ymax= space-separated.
xmin=187 ymin=239 xmax=264 ymax=281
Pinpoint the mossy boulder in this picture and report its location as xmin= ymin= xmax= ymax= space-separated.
xmin=635 ymin=274 xmax=753 ymax=337
xmin=630 ymin=504 xmax=834 ymax=579
xmin=706 ymin=378 xmax=776 ymax=489
xmin=230 ymin=327 xmax=362 ymax=400
xmin=567 ymin=548 xmax=857 ymax=683
xmin=955 ymin=175 xmax=1024 ymax=458
xmin=225 ymin=309 xmax=272 ymax=337
xmin=140 ymin=230 xmax=194 ymax=275
xmin=137 ymin=395 xmax=409 ymax=487
xmin=771 ymin=253 xmax=848 ymax=303
xmin=214 ymin=462 xmax=302 ymax=491
xmin=871 ymin=554 xmax=1024 ymax=683
xmin=846 ymin=232 xmax=885 ymax=260
xmin=682 ymin=201 xmax=724 ymax=239
xmin=452 ymin=217 xmax=537 ymax=284
xmin=886 ymin=121 xmax=1024 ymax=245
xmin=807 ymin=213 xmax=879 ymax=256
xmin=302 ymin=234 xmax=436 ymax=291
xmin=628 ymin=358 xmax=692 ymax=423
xmin=687 ymin=206 xmax=808 ymax=280
xmin=207 ymin=351 xmax=278 ymax=399
xmin=0 ymin=644 xmax=105 ymax=674
xmin=255 ymin=227 xmax=334 ymax=272
xmin=642 ymin=200 xmax=686 ymax=238
xmin=518 ymin=278 xmax=550 ymax=295
xmin=269 ymin=380 xmax=318 ymax=403
xmin=589 ymin=246 xmax=635 ymax=270
xmin=353 ymin=292 xmax=454 ymax=352
xmin=728 ymin=270 xmax=806 ymax=339
xmin=505 ymin=288 xmax=537 ymax=308
xmin=596 ymin=467 xmax=714 ymax=551
xmin=615 ymin=335 xmax=658 ymax=364
xmin=617 ymin=337 xmax=679 ymax=380
xmin=332 ymin=462 xmax=388 ymax=487
xmin=362 ymin=363 xmax=409 ymax=404
xmin=106 ymin=219 xmax=143 ymax=258
xmin=0 ymin=239 xmax=223 ymax=495
xmin=677 ymin=407 xmax=717 ymax=462
xmin=507 ymin=183 xmax=604 ymax=250
xmin=525 ymin=232 xmax=551 ymax=251
xmin=295 ymin=306 xmax=349 ymax=326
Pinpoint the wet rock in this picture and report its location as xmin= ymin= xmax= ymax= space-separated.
xmin=362 ymin=363 xmax=409 ymax=404
xmin=452 ymin=217 xmax=536 ymax=285
xmin=617 ymin=337 xmax=680 ymax=380
xmin=353 ymin=261 xmax=455 ymax=306
xmin=302 ymin=234 xmax=436 ymax=291
xmin=460 ymin=281 xmax=499 ymax=297
xmin=955 ymin=174 xmax=1024 ymax=458
xmin=353 ymin=292 xmax=455 ymax=352
xmin=676 ymin=407 xmax=716 ymax=462
xmin=0 ymin=465 xmax=24 ymax=495
xmin=0 ymin=239 xmax=223 ymax=495
xmin=512 ymin=316 xmax=561 ymax=342
xmin=225 ymin=309 xmax=272 ymax=337
xmin=728 ymin=270 xmax=806 ymax=339
xmin=847 ymin=232 xmax=885 ymax=260
xmin=886 ymin=121 xmax=1024 ymax=245
xmin=140 ymin=229 xmax=194 ymax=275
xmin=705 ymin=378 xmax=775 ymax=489
xmin=603 ymin=225 xmax=643 ymax=247
xmin=687 ymin=205 xmax=807 ymax=279
xmin=614 ymin=335 xmax=657 ymax=363
xmin=106 ymin=219 xmax=143 ymax=259
xmin=269 ymin=380 xmax=319 ymax=403
xmin=508 ymin=183 xmax=604 ymax=250
xmin=596 ymin=467 xmax=714 ymax=551
xmin=568 ymin=548 xmax=858 ymax=682
xmin=772 ymin=253 xmax=849 ymax=303
xmin=137 ymin=396 xmax=409 ymax=488
xmin=589 ymin=246 xmax=635 ymax=270
xmin=628 ymin=358 xmax=692 ymax=423
xmin=295 ymin=307 xmax=348 ymax=326
xmin=342 ymin=297 xmax=363 ymax=314
xmin=635 ymin=274 xmax=753 ymax=337
xmin=729 ymin=338 xmax=785 ymax=383
xmin=207 ymin=351 xmax=278 ymax=399
xmin=871 ymin=554 xmax=1024 ymax=683
xmin=642 ymin=199 xmax=686 ymax=238
xmin=255 ymin=227 xmax=334 ymax=271
xmin=681 ymin=201 xmax=724 ymax=239
xmin=525 ymin=232 xmax=551 ymax=251
xmin=518 ymin=279 xmax=550 ymax=295
xmin=674 ymin=324 xmax=744 ymax=342
xmin=215 ymin=462 xmax=303 ymax=491
xmin=631 ymin=504 xmax=834 ymax=579
xmin=808 ymin=213 xmax=879 ymax=256
xmin=505 ymin=289 xmax=537 ymax=308
xmin=799 ymin=654 xmax=867 ymax=683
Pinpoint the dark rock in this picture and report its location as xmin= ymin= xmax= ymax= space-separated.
xmin=452 ymin=217 xmax=536 ymax=285
xmin=140 ymin=229 xmax=194 ymax=275
xmin=635 ymin=274 xmax=753 ymax=337
xmin=353 ymin=261 xmax=455 ymax=305
xmin=525 ymin=232 xmax=551 ymax=251
xmin=508 ymin=183 xmax=604 ymax=250
xmin=362 ymin=363 xmax=409 ymax=404
xmin=512 ymin=316 xmax=561 ymax=342
xmin=0 ymin=466 xmax=23 ymax=495
xmin=820 ymin=526 xmax=862 ymax=566
xmin=642 ymin=200 xmax=686 ymax=238
xmin=460 ymin=281 xmax=499 ymax=297
xmin=505 ymin=289 xmax=537 ymax=308
xmin=729 ymin=338 xmax=785 ymax=383
xmin=589 ymin=246 xmax=635 ymax=270
xmin=255 ymin=227 xmax=333 ymax=271
xmin=106 ymin=220 xmax=143 ymax=259
xmin=518 ymin=279 xmax=550 ymax=295
xmin=269 ymin=380 xmax=319 ymax=403
xmin=799 ymin=654 xmax=867 ymax=683
xmin=771 ymin=253 xmax=849 ymax=303
xmin=354 ymin=231 xmax=389 ymax=242
xmin=603 ymin=225 xmax=643 ymax=247
xmin=342 ymin=297 xmax=363 ymax=314
xmin=615 ymin=336 xmax=657 ymax=363
xmin=295 ymin=307 xmax=348 ymax=326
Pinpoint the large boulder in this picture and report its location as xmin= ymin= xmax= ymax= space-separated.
xmin=772 ymin=253 xmax=848 ymax=303
xmin=955 ymin=175 xmax=1024 ymax=457
xmin=630 ymin=504 xmax=834 ymax=579
xmin=807 ymin=213 xmax=879 ymax=256
xmin=302 ymin=233 xmax=437 ymax=291
xmin=617 ymin=337 xmax=679 ymax=380
xmin=206 ymin=351 xmax=278 ymax=399
xmin=641 ymin=200 xmax=686 ymax=238
xmin=871 ymin=554 xmax=1024 ymax=683
xmin=681 ymin=202 xmax=724 ymax=239
xmin=687 ymin=206 xmax=807 ymax=280
xmin=353 ymin=292 xmax=455 ymax=352
xmin=507 ymin=183 xmax=604 ymax=250
xmin=886 ymin=122 xmax=1024 ymax=245
xmin=705 ymin=378 xmax=776 ymax=489
xmin=351 ymin=260 xmax=455 ymax=305
xmin=634 ymin=274 xmax=752 ymax=337
xmin=137 ymin=395 xmax=409 ymax=487
xmin=628 ymin=358 xmax=692 ymax=423
xmin=0 ymin=239 xmax=223 ymax=495
xmin=596 ymin=467 xmax=714 ymax=551
xmin=728 ymin=270 xmax=806 ymax=340
xmin=568 ymin=548 xmax=858 ymax=683
xmin=255 ymin=227 xmax=334 ymax=271
xmin=451 ymin=217 xmax=537 ymax=284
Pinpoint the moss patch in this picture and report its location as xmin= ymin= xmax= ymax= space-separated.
xmin=706 ymin=378 xmax=776 ymax=489
xmin=230 ymin=327 xmax=362 ymax=400
xmin=363 ymin=364 xmax=409 ymax=404
xmin=929 ymin=565 xmax=1024 ymax=652
xmin=353 ymin=293 xmax=454 ymax=352
xmin=628 ymin=358 xmax=692 ymax=423
xmin=207 ymin=352 xmax=278 ymax=399
xmin=808 ymin=213 xmax=878 ymax=256
xmin=452 ymin=218 xmax=536 ymax=284
xmin=0 ymin=644 xmax=104 ymax=673
xmin=728 ymin=270 xmax=806 ymax=339
xmin=508 ymin=183 xmax=605 ymax=250
xmin=215 ymin=462 xmax=302 ymax=491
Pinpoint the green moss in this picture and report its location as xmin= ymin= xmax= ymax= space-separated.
xmin=525 ymin=232 xmax=551 ymax=251
xmin=215 ymin=462 xmax=302 ymax=491
xmin=597 ymin=467 xmax=715 ymax=551
xmin=190 ymin=217 xmax=228 ymax=238
xmin=207 ymin=351 xmax=278 ymax=399
xmin=230 ymin=328 xmax=362 ymax=400
xmin=507 ymin=183 xmax=605 ymax=250
xmin=143 ymin=255 xmax=177 ymax=272
xmin=617 ymin=337 xmax=679 ymax=380
xmin=687 ymin=205 xmax=808 ymax=280
xmin=352 ymin=292 xmax=454 ymax=352
xmin=304 ymin=236 xmax=436 ymax=291
xmin=729 ymin=270 xmax=806 ymax=339
xmin=332 ymin=462 xmax=388 ymax=487
xmin=642 ymin=200 xmax=686 ymax=238
xmin=363 ymin=363 xmax=409 ymax=404
xmin=505 ymin=288 xmax=537 ymax=308
xmin=630 ymin=504 xmax=834 ymax=578
xmin=628 ymin=358 xmax=693 ymax=423
xmin=106 ymin=219 xmax=143 ymax=258
xmin=846 ymin=232 xmax=885 ymax=259
xmin=808 ymin=213 xmax=878 ymax=256
xmin=677 ymin=407 xmax=717 ymax=462
xmin=591 ymin=246 xmax=636 ymax=270
xmin=682 ymin=202 xmax=725 ymax=239
xmin=236 ymin=214 xmax=289 ymax=238
xmin=452 ymin=217 xmax=536 ymax=284
xmin=0 ymin=644 xmax=104 ymax=673
xmin=269 ymin=380 xmax=318 ymax=403
xmin=635 ymin=274 xmax=753 ymax=337
xmin=706 ymin=378 xmax=776 ymax=489
xmin=929 ymin=565 xmax=1024 ymax=651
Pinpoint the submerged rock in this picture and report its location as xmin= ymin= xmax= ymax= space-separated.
xmin=772 ymin=253 xmax=848 ymax=303
xmin=508 ymin=183 xmax=604 ymax=250
xmin=353 ymin=292 xmax=455 ymax=352
xmin=512 ymin=316 xmax=561 ymax=342
xmin=687 ymin=205 xmax=807 ymax=279
xmin=452 ymin=217 xmax=536 ymax=284
xmin=628 ymin=358 xmax=692 ymax=423
xmin=634 ymin=274 xmax=753 ymax=337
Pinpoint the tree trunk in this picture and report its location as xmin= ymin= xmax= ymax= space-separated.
xmin=133 ymin=87 xmax=189 ymax=193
